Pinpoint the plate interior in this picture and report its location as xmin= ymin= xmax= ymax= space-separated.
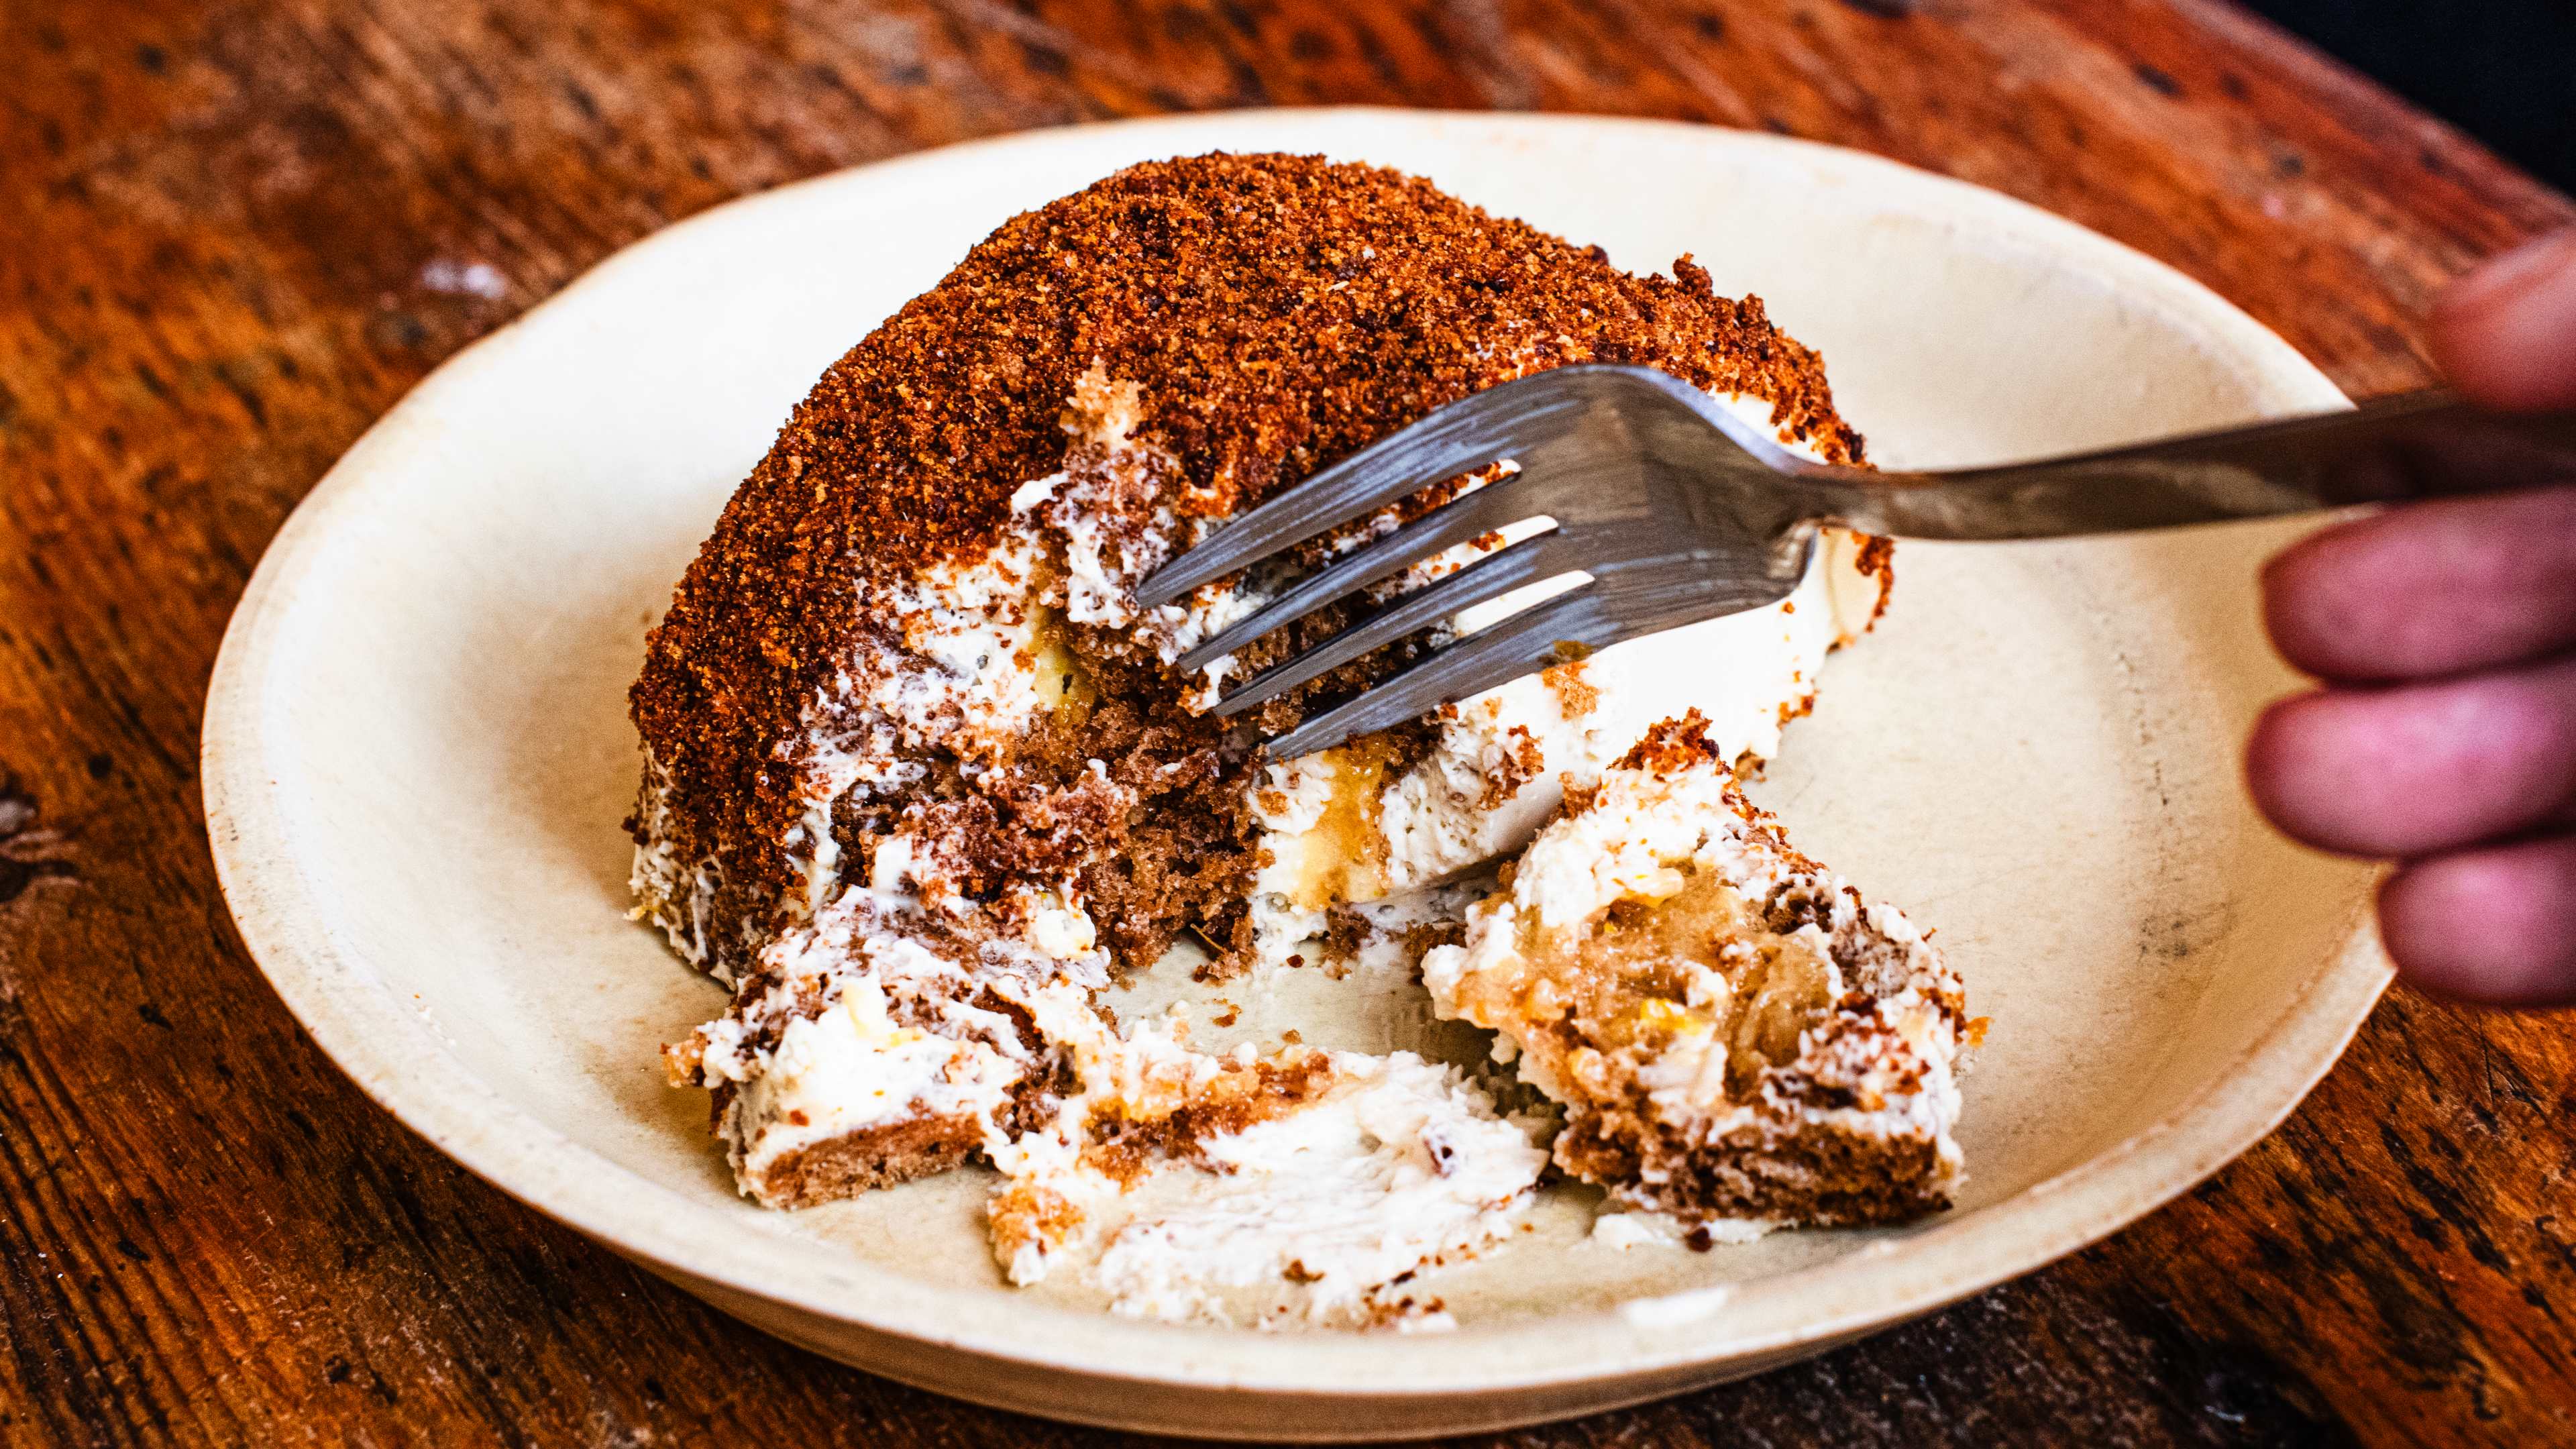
xmin=213 ymin=111 xmax=2379 ymax=1427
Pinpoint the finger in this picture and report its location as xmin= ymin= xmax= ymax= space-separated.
xmin=2379 ymin=833 xmax=2576 ymax=1008
xmin=2430 ymin=227 xmax=2576 ymax=413
xmin=2261 ymin=487 xmax=2576 ymax=680
xmin=2245 ymin=655 xmax=2576 ymax=857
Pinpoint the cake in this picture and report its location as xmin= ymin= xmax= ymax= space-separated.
xmin=631 ymin=152 xmax=1953 ymax=1326
xmin=1421 ymin=714 xmax=1971 ymax=1232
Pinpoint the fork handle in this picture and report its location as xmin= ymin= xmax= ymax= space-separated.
xmin=1805 ymin=390 xmax=2576 ymax=542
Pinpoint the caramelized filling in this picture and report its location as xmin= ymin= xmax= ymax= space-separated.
xmin=1575 ymin=874 xmax=1835 ymax=1102
xmin=1456 ymin=867 xmax=1837 ymax=1111
xmin=1028 ymin=605 xmax=1097 ymax=724
xmin=1288 ymin=735 xmax=1403 ymax=911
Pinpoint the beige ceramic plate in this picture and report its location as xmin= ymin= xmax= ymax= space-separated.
xmin=204 ymin=109 xmax=2389 ymax=1440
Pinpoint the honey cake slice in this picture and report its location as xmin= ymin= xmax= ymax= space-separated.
xmin=633 ymin=154 xmax=1953 ymax=1328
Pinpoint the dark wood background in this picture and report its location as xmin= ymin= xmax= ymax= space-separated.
xmin=4 ymin=1 xmax=2572 ymax=1444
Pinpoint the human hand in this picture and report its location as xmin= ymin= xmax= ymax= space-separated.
xmin=2247 ymin=227 xmax=2576 ymax=1008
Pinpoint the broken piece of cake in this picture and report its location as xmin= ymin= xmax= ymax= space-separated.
xmin=629 ymin=150 xmax=1962 ymax=1328
xmin=1423 ymin=713 xmax=1971 ymax=1231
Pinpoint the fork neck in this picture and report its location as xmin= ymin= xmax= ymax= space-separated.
xmin=1783 ymin=390 xmax=2576 ymax=543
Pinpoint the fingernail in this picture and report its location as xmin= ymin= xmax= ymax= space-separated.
xmin=2442 ymin=227 xmax=2576 ymax=318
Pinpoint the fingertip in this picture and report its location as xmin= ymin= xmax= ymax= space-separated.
xmin=2379 ymin=838 xmax=2576 ymax=1008
xmin=2255 ymin=527 xmax=2337 ymax=676
xmin=2257 ymin=493 xmax=2576 ymax=680
xmin=2254 ymin=508 xmax=2423 ymax=682
xmin=2429 ymin=318 xmax=2533 ymax=414
xmin=2255 ymin=511 xmax=2429 ymax=681
xmin=2242 ymin=691 xmax=2328 ymax=843
xmin=2241 ymin=659 xmax=2576 ymax=857
xmin=2430 ymin=228 xmax=2576 ymax=413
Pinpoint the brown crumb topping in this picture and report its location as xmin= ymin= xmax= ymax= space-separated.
xmin=1851 ymin=535 xmax=1897 ymax=627
xmin=1540 ymin=658 xmax=1600 ymax=721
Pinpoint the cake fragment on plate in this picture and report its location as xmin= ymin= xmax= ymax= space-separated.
xmin=1424 ymin=712 xmax=1974 ymax=1228
xmin=665 ymin=879 xmax=1110 ymax=1209
xmin=989 ymin=1049 xmax=1548 ymax=1329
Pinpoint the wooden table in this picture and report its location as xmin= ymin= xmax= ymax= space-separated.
xmin=5 ymin=1 xmax=2571 ymax=1443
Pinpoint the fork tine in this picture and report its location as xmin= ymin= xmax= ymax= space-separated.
xmin=1258 ymin=583 xmax=1621 ymax=759
xmin=1207 ymin=528 xmax=1588 ymax=716
xmin=1257 ymin=551 xmax=1806 ymax=759
xmin=1130 ymin=370 xmax=1598 ymax=609
xmin=1172 ymin=469 xmax=1545 ymax=675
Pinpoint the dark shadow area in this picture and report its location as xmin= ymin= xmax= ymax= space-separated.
xmin=2243 ymin=0 xmax=2576 ymax=193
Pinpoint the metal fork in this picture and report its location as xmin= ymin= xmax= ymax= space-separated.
xmin=1132 ymin=365 xmax=2576 ymax=759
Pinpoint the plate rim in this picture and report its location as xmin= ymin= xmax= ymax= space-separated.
xmin=202 ymin=106 xmax=2392 ymax=1413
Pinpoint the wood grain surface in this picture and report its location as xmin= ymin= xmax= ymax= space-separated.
xmin=4 ymin=1 xmax=2573 ymax=1444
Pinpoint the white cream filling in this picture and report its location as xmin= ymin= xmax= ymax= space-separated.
xmin=681 ymin=873 xmax=1114 ymax=1208
xmin=1014 ymin=1051 xmax=1549 ymax=1329
xmin=1589 ymin=1209 xmax=1775 ymax=1250
xmin=727 ymin=981 xmax=1022 ymax=1185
